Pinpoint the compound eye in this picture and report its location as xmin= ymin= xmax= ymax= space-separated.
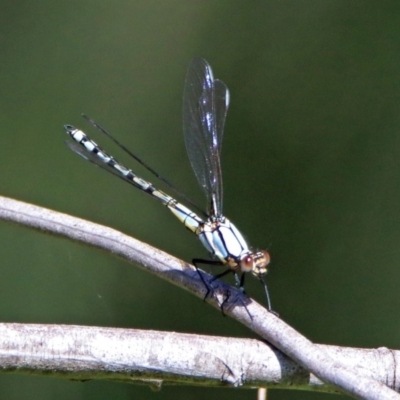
xmin=240 ymin=255 xmax=254 ymax=272
xmin=260 ymin=250 xmax=271 ymax=266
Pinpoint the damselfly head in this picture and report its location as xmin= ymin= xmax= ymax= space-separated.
xmin=240 ymin=250 xmax=270 ymax=276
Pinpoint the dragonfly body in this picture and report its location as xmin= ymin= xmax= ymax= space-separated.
xmin=65 ymin=125 xmax=268 ymax=277
xmin=65 ymin=58 xmax=271 ymax=307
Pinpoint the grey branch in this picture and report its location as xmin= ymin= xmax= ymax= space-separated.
xmin=0 ymin=195 xmax=398 ymax=399
xmin=0 ymin=322 xmax=397 ymax=394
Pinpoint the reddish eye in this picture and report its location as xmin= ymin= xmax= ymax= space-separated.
xmin=240 ymin=255 xmax=254 ymax=272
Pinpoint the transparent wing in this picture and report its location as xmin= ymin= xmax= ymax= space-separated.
xmin=81 ymin=115 xmax=204 ymax=216
xmin=183 ymin=58 xmax=230 ymax=219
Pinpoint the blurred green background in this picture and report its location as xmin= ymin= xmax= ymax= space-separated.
xmin=1 ymin=1 xmax=400 ymax=399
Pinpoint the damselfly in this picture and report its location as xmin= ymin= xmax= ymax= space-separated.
xmin=64 ymin=58 xmax=272 ymax=310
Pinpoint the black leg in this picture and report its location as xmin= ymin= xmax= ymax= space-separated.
xmin=209 ymin=268 xmax=233 ymax=283
xmin=192 ymin=258 xmax=224 ymax=301
xmin=192 ymin=259 xmax=251 ymax=316
xmin=239 ymin=272 xmax=246 ymax=292
xmin=219 ymin=287 xmax=232 ymax=317
xmin=259 ymin=276 xmax=278 ymax=315
xmin=222 ymin=273 xmax=253 ymax=320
